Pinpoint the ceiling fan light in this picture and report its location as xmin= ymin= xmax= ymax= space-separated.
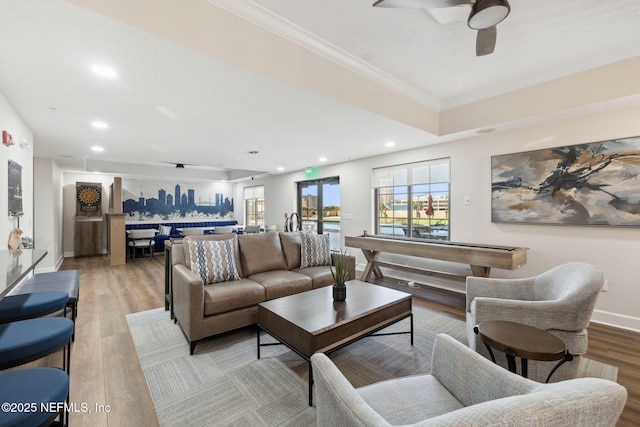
xmin=468 ymin=0 xmax=510 ymax=30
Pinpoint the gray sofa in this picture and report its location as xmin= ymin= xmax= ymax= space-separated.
xmin=312 ymin=333 xmax=627 ymax=426
xmin=171 ymin=231 xmax=356 ymax=354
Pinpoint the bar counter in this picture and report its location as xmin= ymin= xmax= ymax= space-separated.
xmin=0 ymin=249 xmax=48 ymax=300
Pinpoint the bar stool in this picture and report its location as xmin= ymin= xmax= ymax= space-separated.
xmin=0 ymin=317 xmax=74 ymax=374
xmin=14 ymin=270 xmax=79 ymax=319
xmin=0 ymin=368 xmax=69 ymax=427
xmin=14 ymin=271 xmax=80 ymax=340
xmin=0 ymin=291 xmax=69 ymax=323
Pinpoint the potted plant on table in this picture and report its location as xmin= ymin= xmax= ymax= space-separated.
xmin=331 ymin=249 xmax=350 ymax=301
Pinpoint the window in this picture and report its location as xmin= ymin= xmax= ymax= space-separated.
xmin=374 ymin=159 xmax=450 ymax=240
xmin=297 ymin=177 xmax=340 ymax=250
xmin=244 ymin=186 xmax=264 ymax=226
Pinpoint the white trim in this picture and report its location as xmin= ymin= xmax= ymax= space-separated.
xmin=207 ymin=0 xmax=442 ymax=110
xmin=591 ymin=309 xmax=640 ymax=333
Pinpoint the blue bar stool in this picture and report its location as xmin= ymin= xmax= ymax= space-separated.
xmin=13 ymin=270 xmax=80 ymax=339
xmin=0 ymin=317 xmax=74 ymax=374
xmin=0 ymin=367 xmax=69 ymax=427
xmin=0 ymin=291 xmax=69 ymax=323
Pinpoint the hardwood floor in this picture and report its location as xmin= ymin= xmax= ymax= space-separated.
xmin=24 ymin=254 xmax=640 ymax=426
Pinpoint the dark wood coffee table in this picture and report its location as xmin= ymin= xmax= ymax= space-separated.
xmin=257 ymin=280 xmax=412 ymax=406
xmin=474 ymin=320 xmax=573 ymax=382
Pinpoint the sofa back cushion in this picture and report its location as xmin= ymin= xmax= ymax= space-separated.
xmin=300 ymin=232 xmax=331 ymax=268
xmin=158 ymin=224 xmax=173 ymax=236
xmin=185 ymin=238 xmax=241 ymax=284
xmin=238 ymin=232 xmax=288 ymax=276
xmin=183 ymin=234 xmax=243 ymax=277
xmin=280 ymin=232 xmax=302 ymax=270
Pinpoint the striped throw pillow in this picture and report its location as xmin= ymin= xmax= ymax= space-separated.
xmin=187 ymin=239 xmax=241 ymax=284
xmin=300 ymin=232 xmax=331 ymax=268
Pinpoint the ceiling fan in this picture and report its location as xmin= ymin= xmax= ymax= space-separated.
xmin=373 ymin=0 xmax=511 ymax=56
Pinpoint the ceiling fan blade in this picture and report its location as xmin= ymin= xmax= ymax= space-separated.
xmin=373 ymin=0 xmax=471 ymax=9
xmin=476 ymin=26 xmax=496 ymax=56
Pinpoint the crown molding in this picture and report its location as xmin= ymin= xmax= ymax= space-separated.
xmin=207 ymin=0 xmax=442 ymax=110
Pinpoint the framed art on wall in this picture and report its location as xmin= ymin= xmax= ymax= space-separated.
xmin=8 ymin=160 xmax=23 ymax=216
xmin=76 ymin=182 xmax=102 ymax=216
xmin=491 ymin=136 xmax=640 ymax=226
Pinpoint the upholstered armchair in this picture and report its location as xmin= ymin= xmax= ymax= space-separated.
xmin=466 ymin=262 xmax=604 ymax=382
xmin=312 ymin=334 xmax=626 ymax=426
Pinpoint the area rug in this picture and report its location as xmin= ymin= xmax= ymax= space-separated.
xmin=126 ymin=306 xmax=616 ymax=427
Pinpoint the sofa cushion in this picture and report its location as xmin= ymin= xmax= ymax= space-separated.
xmin=158 ymin=224 xmax=172 ymax=236
xmin=295 ymin=266 xmax=334 ymax=289
xmin=238 ymin=233 xmax=288 ymax=276
xmin=300 ymin=232 xmax=331 ymax=268
xmin=203 ymin=279 xmax=266 ymax=316
xmin=357 ymin=374 xmax=464 ymax=424
xmin=280 ymin=232 xmax=302 ymax=270
xmin=183 ymin=235 xmax=243 ymax=278
xmin=186 ymin=239 xmax=241 ymax=284
xmin=247 ymin=270 xmax=313 ymax=300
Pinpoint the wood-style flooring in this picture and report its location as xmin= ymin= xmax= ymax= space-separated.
xmin=23 ymin=254 xmax=640 ymax=426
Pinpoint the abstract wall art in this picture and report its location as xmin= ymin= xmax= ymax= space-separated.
xmin=491 ymin=136 xmax=640 ymax=226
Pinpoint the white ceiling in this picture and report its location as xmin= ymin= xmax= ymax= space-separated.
xmin=0 ymin=0 xmax=639 ymax=181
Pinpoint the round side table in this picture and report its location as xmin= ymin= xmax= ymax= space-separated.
xmin=474 ymin=320 xmax=573 ymax=382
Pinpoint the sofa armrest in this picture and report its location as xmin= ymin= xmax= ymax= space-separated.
xmin=311 ymin=353 xmax=391 ymax=426
xmin=172 ymin=264 xmax=205 ymax=341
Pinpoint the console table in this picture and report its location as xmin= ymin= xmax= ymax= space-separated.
xmin=0 ymin=249 xmax=48 ymax=300
xmin=345 ymin=234 xmax=527 ymax=281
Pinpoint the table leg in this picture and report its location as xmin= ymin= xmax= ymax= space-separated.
xmin=505 ymin=350 xmax=517 ymax=374
xmin=257 ymin=327 xmax=261 ymax=359
xmin=545 ymin=351 xmax=574 ymax=383
xmin=521 ymin=358 xmax=528 ymax=378
xmin=360 ymin=250 xmax=382 ymax=281
xmin=308 ymin=360 xmax=313 ymax=407
xmin=410 ymin=313 xmax=414 ymax=345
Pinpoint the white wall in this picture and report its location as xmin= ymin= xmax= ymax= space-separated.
xmin=237 ymin=104 xmax=640 ymax=332
xmin=0 ymin=92 xmax=34 ymax=252
xmin=34 ymin=158 xmax=64 ymax=271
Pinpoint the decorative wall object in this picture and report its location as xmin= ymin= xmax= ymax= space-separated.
xmin=2 ymin=130 xmax=14 ymax=147
xmin=76 ymin=182 xmax=102 ymax=216
xmin=491 ymin=136 xmax=640 ymax=226
xmin=8 ymin=160 xmax=23 ymax=216
xmin=122 ymin=178 xmax=235 ymax=221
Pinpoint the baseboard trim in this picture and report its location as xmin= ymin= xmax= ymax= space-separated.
xmin=591 ymin=309 xmax=640 ymax=333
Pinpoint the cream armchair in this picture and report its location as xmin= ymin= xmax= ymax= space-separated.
xmin=312 ymin=334 xmax=626 ymax=426
xmin=127 ymin=229 xmax=158 ymax=260
xmin=466 ymin=262 xmax=604 ymax=382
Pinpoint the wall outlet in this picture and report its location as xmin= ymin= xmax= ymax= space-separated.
xmin=601 ymin=280 xmax=608 ymax=292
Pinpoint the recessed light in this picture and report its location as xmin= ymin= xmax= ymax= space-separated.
xmin=91 ymin=121 xmax=108 ymax=129
xmin=385 ymin=141 xmax=396 ymax=147
xmin=277 ymin=166 xmax=284 ymax=172
xmin=91 ymin=64 xmax=117 ymax=79
xmin=91 ymin=146 xmax=105 ymax=153
xmin=319 ymin=157 xmax=327 ymax=162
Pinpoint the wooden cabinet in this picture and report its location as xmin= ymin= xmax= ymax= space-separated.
xmin=74 ymin=217 xmax=103 ymax=257
xmin=106 ymin=213 xmax=126 ymax=265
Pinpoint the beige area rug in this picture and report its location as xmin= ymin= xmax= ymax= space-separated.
xmin=126 ymin=306 xmax=616 ymax=427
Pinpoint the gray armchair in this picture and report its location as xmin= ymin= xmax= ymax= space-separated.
xmin=311 ymin=334 xmax=626 ymax=426
xmin=466 ymin=262 xmax=604 ymax=382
